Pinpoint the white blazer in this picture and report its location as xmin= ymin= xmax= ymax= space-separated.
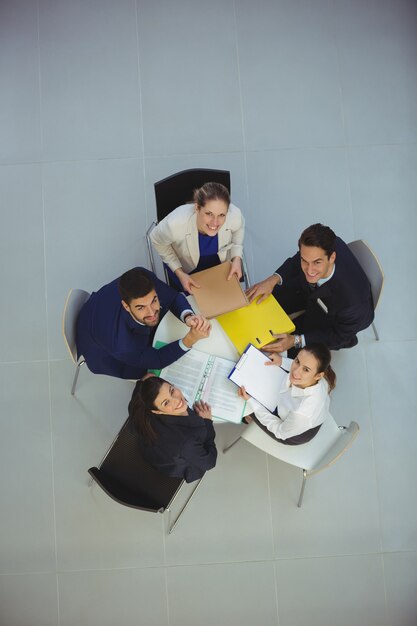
xmin=247 ymin=358 xmax=331 ymax=441
xmin=150 ymin=203 xmax=245 ymax=273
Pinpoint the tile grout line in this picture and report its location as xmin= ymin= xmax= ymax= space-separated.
xmin=2 ymin=140 xmax=417 ymax=169
xmin=266 ymin=454 xmax=281 ymax=626
xmin=163 ymin=563 xmax=171 ymax=626
xmin=135 ymin=3 xmax=170 ymax=618
xmin=160 ymin=511 xmax=170 ymax=625
xmin=331 ymin=0 xmax=357 ymax=245
xmin=362 ymin=344 xmax=385 ymax=555
xmin=2 ymin=548 xmax=415 ymax=577
xmin=134 ymin=0 xmax=149 ymax=269
xmin=36 ymin=0 xmax=61 ymax=622
xmin=232 ymin=0 xmax=254 ymax=279
xmin=380 ymin=552 xmax=390 ymax=626
xmin=272 ymin=561 xmax=281 ymax=626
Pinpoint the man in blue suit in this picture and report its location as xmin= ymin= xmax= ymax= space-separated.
xmin=76 ymin=267 xmax=210 ymax=379
xmin=247 ymin=224 xmax=374 ymax=352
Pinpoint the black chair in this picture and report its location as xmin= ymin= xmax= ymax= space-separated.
xmin=146 ymin=168 xmax=250 ymax=287
xmin=88 ymin=417 xmax=205 ymax=534
xmin=154 ymin=168 xmax=231 ymax=223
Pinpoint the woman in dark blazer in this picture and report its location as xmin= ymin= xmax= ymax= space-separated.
xmin=129 ymin=376 xmax=217 ymax=483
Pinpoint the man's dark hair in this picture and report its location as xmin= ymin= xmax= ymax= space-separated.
xmin=298 ymin=223 xmax=336 ymax=259
xmin=118 ymin=268 xmax=155 ymax=304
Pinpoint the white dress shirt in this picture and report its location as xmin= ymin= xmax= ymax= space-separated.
xmin=247 ymin=357 xmax=330 ymax=440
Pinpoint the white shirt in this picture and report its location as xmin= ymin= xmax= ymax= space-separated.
xmin=247 ymin=358 xmax=330 ymax=440
xmin=129 ymin=309 xmax=194 ymax=352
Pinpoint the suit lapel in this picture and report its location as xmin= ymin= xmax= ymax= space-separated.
xmin=186 ymin=212 xmax=201 ymax=268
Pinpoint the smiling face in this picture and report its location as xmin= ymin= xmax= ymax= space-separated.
xmin=300 ymin=244 xmax=336 ymax=284
xmin=121 ymin=289 xmax=160 ymax=326
xmin=195 ymin=199 xmax=228 ymax=236
xmin=151 ymin=382 xmax=188 ymax=415
xmin=289 ymin=349 xmax=324 ymax=389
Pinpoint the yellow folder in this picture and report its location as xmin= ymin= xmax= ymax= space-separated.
xmin=217 ymin=295 xmax=295 ymax=354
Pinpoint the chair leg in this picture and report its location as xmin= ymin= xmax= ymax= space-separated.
xmin=371 ymin=321 xmax=379 ymax=341
xmin=163 ymin=264 xmax=170 ymax=286
xmin=223 ymin=435 xmax=242 ymax=454
xmin=242 ymin=255 xmax=251 ymax=289
xmin=168 ymin=476 xmax=204 ymax=534
xmin=71 ymin=359 xmax=85 ymax=396
xmin=146 ymin=223 xmax=157 ymax=274
xmin=297 ymin=469 xmax=308 ymax=508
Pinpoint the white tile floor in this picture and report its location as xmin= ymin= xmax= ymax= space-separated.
xmin=1 ymin=0 xmax=416 ymax=624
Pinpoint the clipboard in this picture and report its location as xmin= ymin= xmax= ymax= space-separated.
xmin=217 ymin=295 xmax=295 ymax=354
xmin=189 ymin=261 xmax=249 ymax=319
xmin=228 ymin=344 xmax=288 ymax=412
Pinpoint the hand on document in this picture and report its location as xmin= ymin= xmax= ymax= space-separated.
xmin=245 ymin=274 xmax=280 ymax=304
xmin=193 ymin=400 xmax=212 ymax=420
xmin=264 ymin=352 xmax=283 ymax=367
xmin=238 ymin=385 xmax=251 ymax=401
xmin=227 ymin=256 xmax=243 ymax=281
xmin=175 ymin=269 xmax=200 ymax=293
xmin=263 ymin=333 xmax=294 ymax=353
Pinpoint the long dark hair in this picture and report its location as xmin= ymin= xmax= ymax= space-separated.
xmin=302 ymin=343 xmax=336 ymax=392
xmin=128 ymin=377 xmax=167 ymax=443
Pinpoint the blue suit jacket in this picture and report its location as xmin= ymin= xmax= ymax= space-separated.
xmin=274 ymin=237 xmax=374 ymax=349
xmin=76 ymin=268 xmax=192 ymax=379
xmin=135 ymin=405 xmax=217 ymax=483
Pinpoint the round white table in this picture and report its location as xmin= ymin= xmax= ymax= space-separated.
xmin=153 ymin=296 xmax=249 ymax=422
xmin=154 ymin=296 xmax=240 ymax=362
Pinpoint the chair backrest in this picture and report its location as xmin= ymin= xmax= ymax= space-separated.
xmin=308 ymin=421 xmax=359 ymax=476
xmin=154 ymin=168 xmax=231 ymax=222
xmin=62 ymin=289 xmax=90 ymax=363
xmin=89 ymin=418 xmax=183 ymax=512
xmin=241 ymin=415 xmax=359 ymax=473
xmin=348 ymin=240 xmax=384 ymax=310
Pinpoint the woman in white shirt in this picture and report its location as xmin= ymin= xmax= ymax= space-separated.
xmin=150 ymin=182 xmax=245 ymax=293
xmin=239 ymin=343 xmax=336 ymax=445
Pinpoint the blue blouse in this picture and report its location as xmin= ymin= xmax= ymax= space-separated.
xmin=166 ymin=232 xmax=220 ymax=290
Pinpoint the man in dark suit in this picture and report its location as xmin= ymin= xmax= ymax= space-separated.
xmin=247 ymin=224 xmax=374 ymax=352
xmin=76 ymin=267 xmax=210 ymax=379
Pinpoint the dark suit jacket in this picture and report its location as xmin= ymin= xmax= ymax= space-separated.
xmin=136 ymin=405 xmax=217 ymax=483
xmin=76 ymin=268 xmax=192 ymax=379
xmin=274 ymin=237 xmax=374 ymax=349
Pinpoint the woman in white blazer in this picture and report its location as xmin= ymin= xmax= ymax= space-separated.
xmin=150 ymin=182 xmax=245 ymax=293
xmin=239 ymin=343 xmax=336 ymax=445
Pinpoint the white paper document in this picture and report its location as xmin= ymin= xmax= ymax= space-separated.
xmin=160 ymin=349 xmax=245 ymax=424
xmin=228 ymin=344 xmax=288 ymax=412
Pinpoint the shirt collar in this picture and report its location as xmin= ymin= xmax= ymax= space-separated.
xmin=281 ymin=374 xmax=319 ymax=397
xmin=317 ymin=264 xmax=335 ymax=287
xmin=123 ymin=303 xmax=165 ymax=327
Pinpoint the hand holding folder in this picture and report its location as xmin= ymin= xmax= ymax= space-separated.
xmin=189 ymin=261 xmax=249 ymax=319
xmin=217 ymin=295 xmax=295 ymax=355
xmin=228 ymin=344 xmax=288 ymax=412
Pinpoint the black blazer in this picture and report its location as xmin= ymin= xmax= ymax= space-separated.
xmin=136 ymin=407 xmax=217 ymax=483
xmin=275 ymin=237 xmax=374 ymax=349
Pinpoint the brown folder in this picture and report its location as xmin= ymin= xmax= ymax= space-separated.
xmin=189 ymin=261 xmax=249 ymax=319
